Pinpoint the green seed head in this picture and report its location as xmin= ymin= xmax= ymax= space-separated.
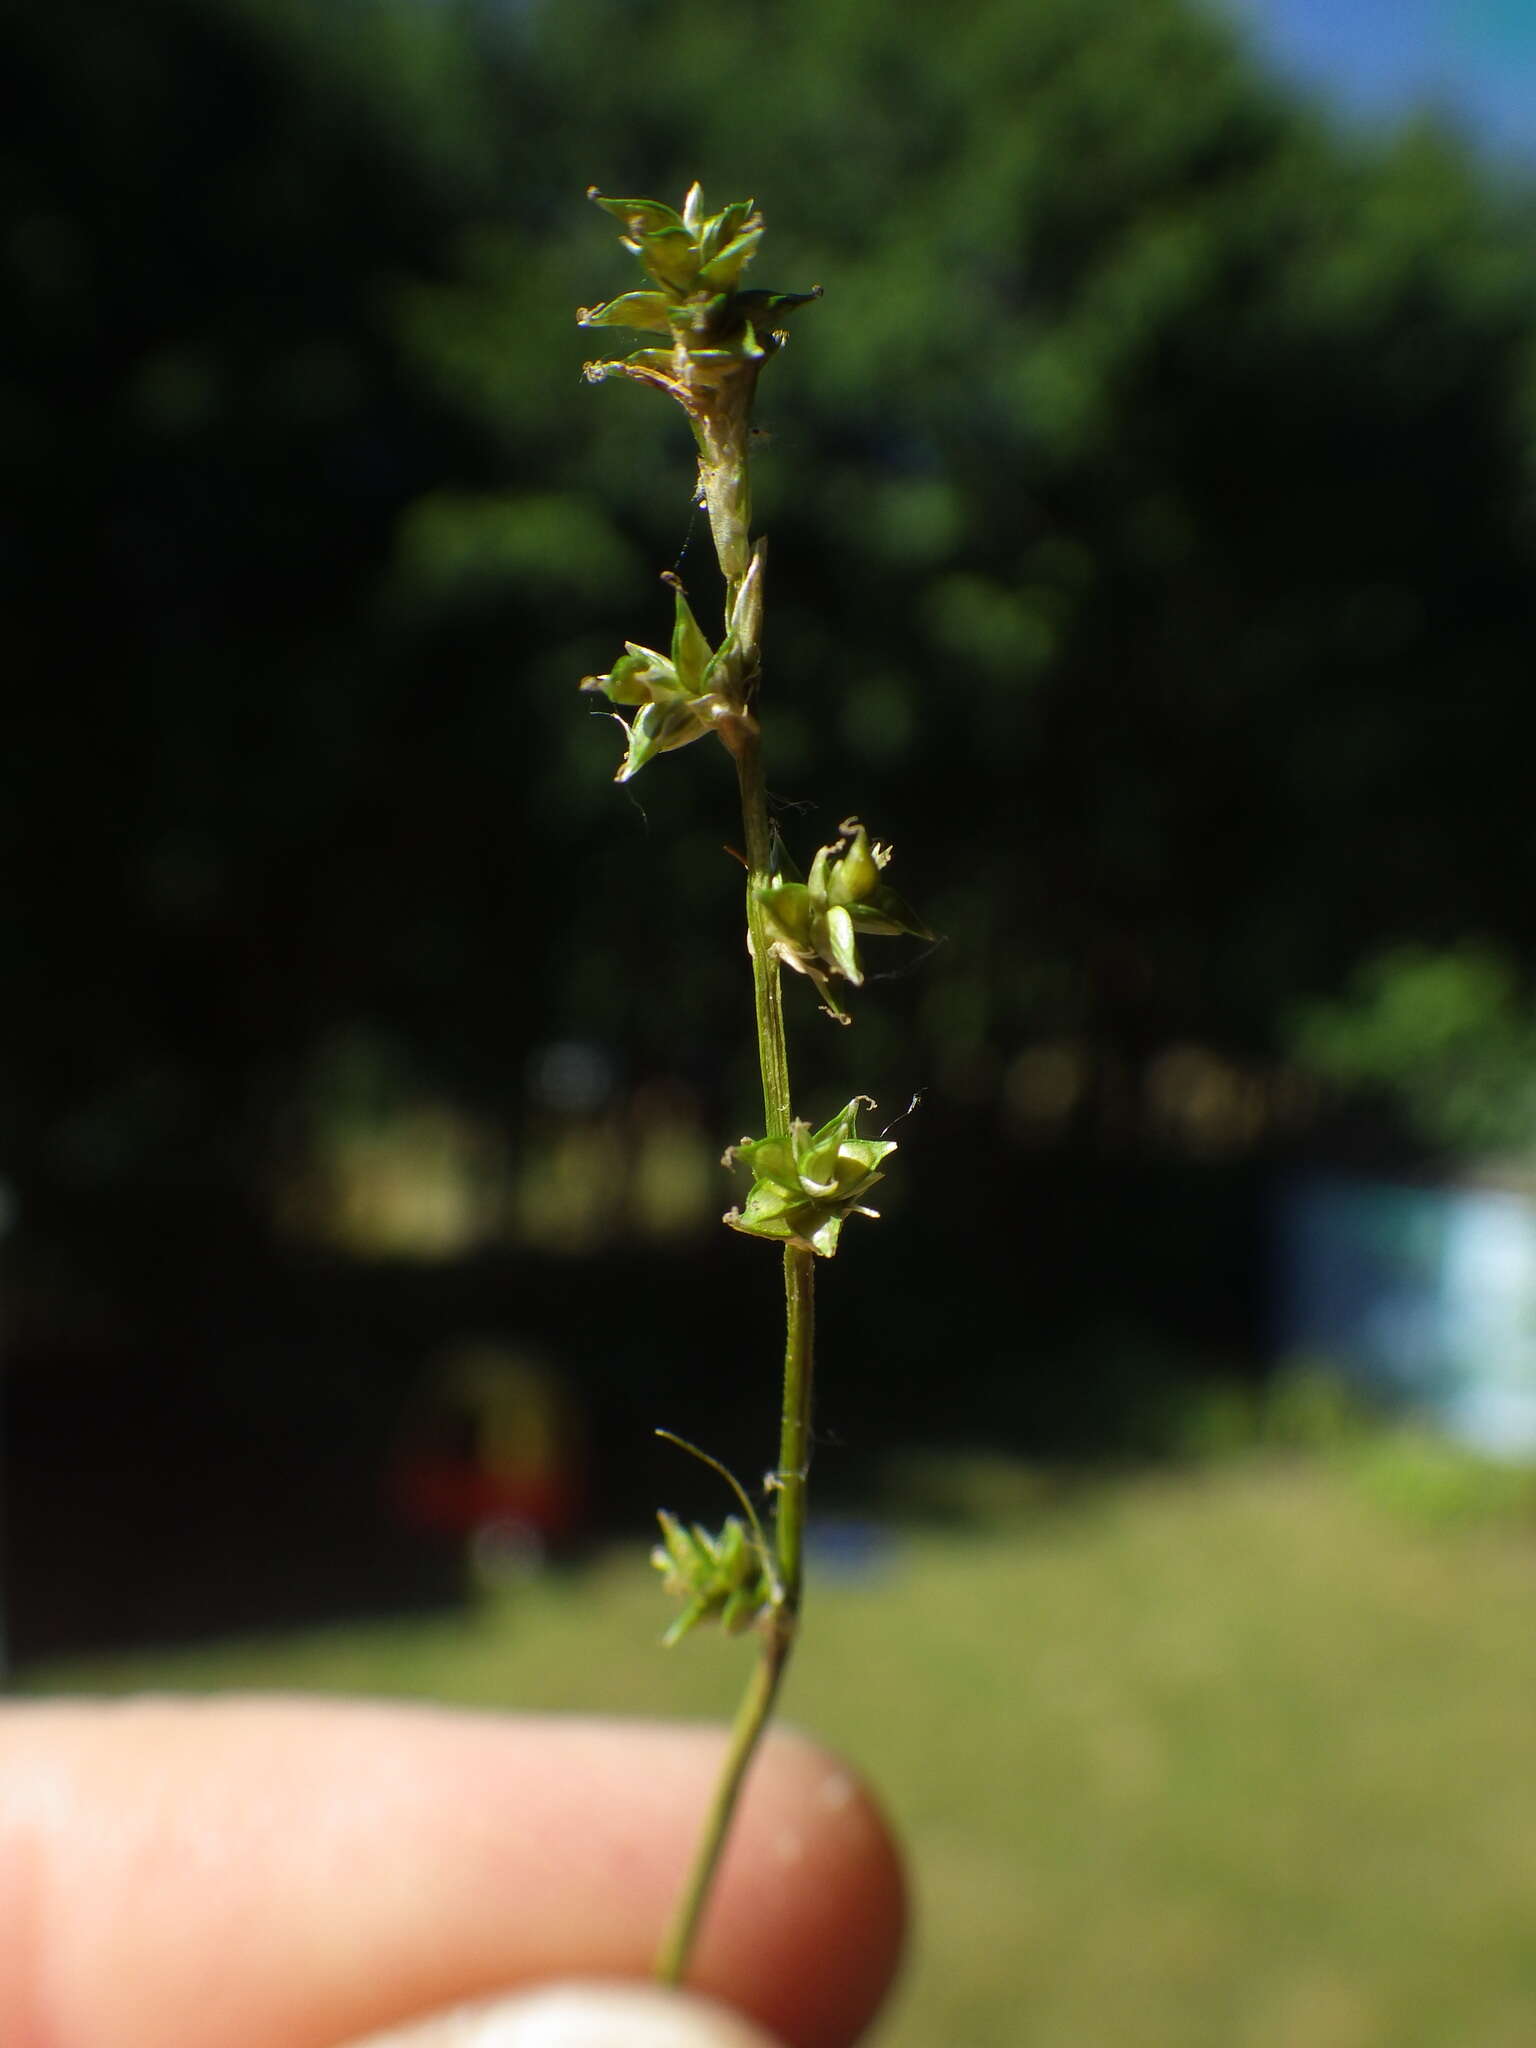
xmin=578 ymin=187 xmax=820 ymax=434
xmin=580 ymin=574 xmax=758 ymax=781
xmin=723 ymin=1096 xmax=897 ymax=1257
xmin=652 ymin=1509 xmax=776 ymax=1645
xmin=753 ymin=822 xmax=934 ymax=1021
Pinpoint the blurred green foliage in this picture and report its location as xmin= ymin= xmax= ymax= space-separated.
xmin=8 ymin=0 xmax=1536 ymax=1207
xmin=1169 ymin=1360 xmax=1536 ymax=1533
xmin=1291 ymin=945 xmax=1536 ymax=1154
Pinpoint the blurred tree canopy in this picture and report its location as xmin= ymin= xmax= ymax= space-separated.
xmin=7 ymin=0 xmax=1536 ymax=1219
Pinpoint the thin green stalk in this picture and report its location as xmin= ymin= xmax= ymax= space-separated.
xmin=653 ymin=1614 xmax=791 ymax=1985
xmin=775 ymin=1244 xmax=815 ymax=1609
xmin=654 ymin=1240 xmax=814 ymax=1983
xmin=694 ymin=404 xmax=753 ymax=596
xmin=654 ymin=446 xmax=817 ymax=1991
xmin=737 ymin=739 xmax=792 ymax=1140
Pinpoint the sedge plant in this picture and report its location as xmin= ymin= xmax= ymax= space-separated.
xmin=578 ymin=185 xmax=932 ymax=1986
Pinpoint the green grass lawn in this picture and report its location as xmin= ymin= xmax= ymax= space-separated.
xmin=25 ymin=1453 xmax=1536 ymax=2046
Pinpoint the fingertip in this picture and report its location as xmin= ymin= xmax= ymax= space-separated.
xmin=336 ymin=1980 xmax=784 ymax=2047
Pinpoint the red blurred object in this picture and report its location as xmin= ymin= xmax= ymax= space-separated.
xmin=391 ymin=1451 xmax=581 ymax=1542
xmin=388 ymin=1344 xmax=584 ymax=1549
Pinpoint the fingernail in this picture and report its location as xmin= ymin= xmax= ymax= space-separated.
xmin=336 ymin=1979 xmax=783 ymax=2047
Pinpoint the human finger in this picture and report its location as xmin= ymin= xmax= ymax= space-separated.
xmin=338 ymin=1978 xmax=783 ymax=2046
xmin=0 ymin=1699 xmax=905 ymax=2048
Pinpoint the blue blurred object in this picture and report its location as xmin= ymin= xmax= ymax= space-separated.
xmin=806 ymin=1517 xmax=897 ymax=1582
xmin=1275 ymin=1173 xmax=1536 ymax=1457
xmin=1228 ymin=0 xmax=1536 ymax=160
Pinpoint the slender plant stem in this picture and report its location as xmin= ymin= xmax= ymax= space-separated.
xmin=654 ymin=435 xmax=818 ymax=1985
xmin=654 ymin=1233 xmax=815 ymax=1985
xmin=736 ymin=738 xmax=791 ymax=1140
xmin=653 ymin=1616 xmax=791 ymax=1985
xmin=775 ymin=1243 xmax=815 ymax=1608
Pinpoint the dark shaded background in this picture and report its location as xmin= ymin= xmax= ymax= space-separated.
xmin=6 ymin=0 xmax=1536 ymax=1664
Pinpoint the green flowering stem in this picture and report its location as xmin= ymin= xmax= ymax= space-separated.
xmin=579 ymin=185 xmax=826 ymax=1989
xmin=654 ymin=544 xmax=816 ymax=1997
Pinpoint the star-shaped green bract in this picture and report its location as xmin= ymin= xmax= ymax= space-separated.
xmin=755 ymin=822 xmax=934 ymax=1022
xmin=652 ymin=1510 xmax=774 ymax=1646
xmin=578 ymin=184 xmax=819 ymax=365
xmin=580 ymin=567 xmax=756 ymax=781
xmin=724 ymin=1096 xmax=896 ymax=1258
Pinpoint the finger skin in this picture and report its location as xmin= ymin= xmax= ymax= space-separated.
xmin=340 ymin=1981 xmax=786 ymax=2046
xmin=0 ymin=1699 xmax=905 ymax=2048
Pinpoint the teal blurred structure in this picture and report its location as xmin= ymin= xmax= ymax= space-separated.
xmin=1277 ymin=1173 xmax=1536 ymax=1457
